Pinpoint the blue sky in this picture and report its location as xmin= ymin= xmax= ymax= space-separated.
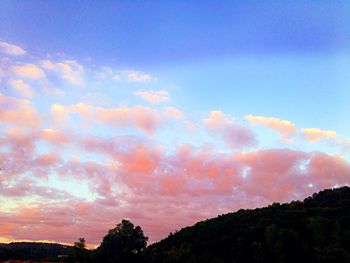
xmin=1 ymin=0 xmax=349 ymax=129
xmin=0 ymin=1 xmax=350 ymax=246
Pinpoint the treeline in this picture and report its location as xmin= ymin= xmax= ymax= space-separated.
xmin=0 ymin=242 xmax=73 ymax=261
xmin=2 ymin=187 xmax=350 ymax=262
xmin=144 ymin=186 xmax=350 ymax=263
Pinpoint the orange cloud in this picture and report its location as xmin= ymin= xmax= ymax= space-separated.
xmin=0 ymin=93 xmax=40 ymax=128
xmin=51 ymin=104 xmax=70 ymax=126
xmin=163 ymin=107 xmax=183 ymax=119
xmin=38 ymin=129 xmax=71 ymax=145
xmin=245 ymin=114 xmax=297 ymax=141
xmin=301 ymin=128 xmax=337 ymax=143
xmin=11 ymin=64 xmax=45 ymax=79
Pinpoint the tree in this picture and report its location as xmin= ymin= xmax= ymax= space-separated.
xmin=95 ymin=219 xmax=148 ymax=263
xmin=74 ymin=237 xmax=86 ymax=250
xmin=71 ymin=237 xmax=90 ymax=263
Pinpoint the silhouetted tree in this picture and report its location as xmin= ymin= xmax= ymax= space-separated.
xmin=71 ymin=237 xmax=91 ymax=263
xmin=74 ymin=237 xmax=86 ymax=250
xmin=95 ymin=219 xmax=148 ymax=263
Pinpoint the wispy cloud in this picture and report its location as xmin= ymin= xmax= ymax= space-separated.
xmin=41 ymin=60 xmax=84 ymax=86
xmin=11 ymin=64 xmax=45 ymax=79
xmin=134 ymin=90 xmax=170 ymax=103
xmin=114 ymin=70 xmax=156 ymax=83
xmin=8 ymin=79 xmax=35 ymax=98
xmin=204 ymin=111 xmax=257 ymax=149
xmin=301 ymin=128 xmax=337 ymax=143
xmin=245 ymin=114 xmax=297 ymax=141
xmin=0 ymin=42 xmax=26 ymax=56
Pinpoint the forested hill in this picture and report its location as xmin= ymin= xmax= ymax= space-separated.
xmin=143 ymin=187 xmax=350 ymax=263
xmin=0 ymin=242 xmax=73 ymax=261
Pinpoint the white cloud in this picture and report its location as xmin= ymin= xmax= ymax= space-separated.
xmin=164 ymin=107 xmax=183 ymax=119
xmin=0 ymin=42 xmax=26 ymax=55
xmin=114 ymin=70 xmax=155 ymax=83
xmin=41 ymin=60 xmax=84 ymax=86
xmin=134 ymin=90 xmax=170 ymax=103
xmin=8 ymin=79 xmax=35 ymax=98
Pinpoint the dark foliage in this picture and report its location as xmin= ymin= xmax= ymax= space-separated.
xmin=0 ymin=242 xmax=73 ymax=261
xmin=142 ymin=186 xmax=350 ymax=263
xmin=94 ymin=219 xmax=148 ymax=263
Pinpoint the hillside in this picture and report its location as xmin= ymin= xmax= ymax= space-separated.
xmin=0 ymin=242 xmax=73 ymax=261
xmin=143 ymin=187 xmax=350 ymax=263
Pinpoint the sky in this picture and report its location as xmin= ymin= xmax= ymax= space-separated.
xmin=0 ymin=0 xmax=350 ymax=247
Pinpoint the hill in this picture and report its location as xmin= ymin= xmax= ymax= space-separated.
xmin=143 ymin=187 xmax=350 ymax=263
xmin=0 ymin=242 xmax=73 ymax=261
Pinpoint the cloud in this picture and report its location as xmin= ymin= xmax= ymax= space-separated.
xmin=0 ymin=93 xmax=40 ymax=128
xmin=41 ymin=60 xmax=84 ymax=86
xmin=51 ymin=104 xmax=70 ymax=126
xmin=11 ymin=64 xmax=45 ymax=79
xmin=301 ymin=128 xmax=337 ymax=143
xmin=51 ymin=103 xmax=163 ymax=135
xmin=8 ymin=79 xmax=35 ymax=98
xmin=73 ymin=103 xmax=162 ymax=135
xmin=1 ymin=41 xmax=350 ymax=247
xmin=37 ymin=129 xmax=71 ymax=146
xmin=1 ymin=125 xmax=350 ymax=246
xmin=114 ymin=70 xmax=155 ymax=83
xmin=329 ymin=136 xmax=350 ymax=153
xmin=0 ymin=42 xmax=26 ymax=55
xmin=204 ymin=111 xmax=257 ymax=149
xmin=163 ymin=107 xmax=183 ymax=119
xmin=245 ymin=114 xmax=297 ymax=141
xmin=133 ymin=90 xmax=170 ymax=103
xmin=50 ymin=103 xmax=185 ymax=135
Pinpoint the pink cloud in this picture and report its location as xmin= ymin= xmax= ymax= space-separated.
xmin=1 ymin=141 xmax=350 ymax=246
xmin=11 ymin=64 xmax=45 ymax=79
xmin=245 ymin=114 xmax=297 ymax=141
xmin=41 ymin=60 xmax=84 ymax=86
xmin=204 ymin=110 xmax=257 ymax=149
xmin=8 ymin=79 xmax=35 ymax=98
xmin=37 ymin=129 xmax=71 ymax=146
xmin=301 ymin=128 xmax=337 ymax=143
xmin=164 ymin=107 xmax=183 ymax=119
xmin=0 ymin=42 xmax=26 ymax=56
xmin=0 ymin=99 xmax=349 ymax=247
xmin=51 ymin=103 xmax=171 ymax=135
xmin=75 ymin=103 xmax=162 ymax=135
xmin=0 ymin=94 xmax=40 ymax=128
xmin=133 ymin=90 xmax=170 ymax=103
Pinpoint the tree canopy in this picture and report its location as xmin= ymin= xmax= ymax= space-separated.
xmin=95 ymin=219 xmax=148 ymax=263
xmin=143 ymin=186 xmax=350 ymax=263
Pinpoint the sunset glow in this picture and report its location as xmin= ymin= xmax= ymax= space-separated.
xmin=1 ymin=1 xmax=350 ymax=247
